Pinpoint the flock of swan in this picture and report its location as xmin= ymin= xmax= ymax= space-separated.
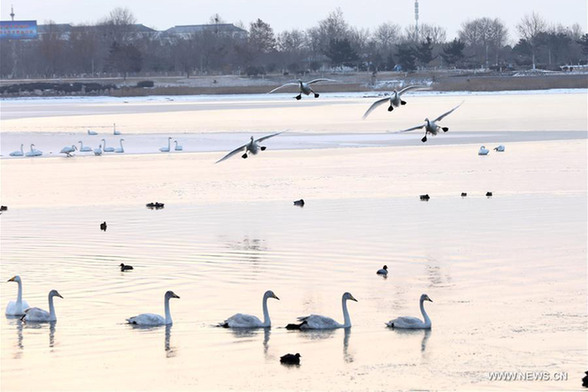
xmin=6 ymin=276 xmax=433 ymax=330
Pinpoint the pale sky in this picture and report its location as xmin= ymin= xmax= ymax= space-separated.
xmin=1 ymin=0 xmax=586 ymax=42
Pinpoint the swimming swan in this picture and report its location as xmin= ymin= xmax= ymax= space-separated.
xmin=126 ymin=290 xmax=180 ymax=326
xmin=94 ymin=144 xmax=103 ymax=156
xmin=362 ymin=85 xmax=423 ymax=119
xmin=386 ymin=294 xmax=433 ymax=329
xmin=393 ymin=102 xmax=463 ymax=143
xmin=78 ymin=141 xmax=92 ymax=152
xmin=9 ymin=144 xmax=24 ymax=157
xmin=25 ymin=144 xmax=42 ymax=157
xmin=87 ymin=129 xmax=98 ymax=135
xmin=160 ymin=137 xmax=171 ymax=152
xmin=269 ymin=79 xmax=336 ymax=100
xmin=114 ymin=139 xmax=125 ymax=153
xmin=174 ymin=140 xmax=183 ymax=151
xmin=216 ymin=131 xmax=284 ymax=163
xmin=101 ymin=139 xmax=115 ymax=152
xmin=220 ymin=290 xmax=280 ymax=328
xmin=286 ymin=292 xmax=358 ymax=330
xmin=5 ymin=276 xmax=30 ymax=316
xmin=113 ymin=123 xmax=121 ymax=135
xmin=21 ymin=290 xmax=63 ymax=323
xmin=478 ymin=145 xmax=489 ymax=155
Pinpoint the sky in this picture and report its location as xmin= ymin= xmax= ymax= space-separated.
xmin=1 ymin=0 xmax=586 ymax=43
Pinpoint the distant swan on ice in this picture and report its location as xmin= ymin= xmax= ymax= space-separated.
xmin=9 ymin=144 xmax=24 ymax=157
xmin=78 ymin=141 xmax=92 ymax=152
xmin=102 ymin=139 xmax=115 ymax=152
xmin=160 ymin=137 xmax=171 ymax=152
xmin=478 ymin=146 xmax=489 ymax=155
xmin=174 ymin=140 xmax=183 ymax=151
xmin=114 ymin=139 xmax=125 ymax=153
xmin=494 ymin=145 xmax=505 ymax=152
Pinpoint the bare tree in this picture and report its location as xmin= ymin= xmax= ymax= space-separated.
xmin=404 ymin=24 xmax=446 ymax=44
xmin=373 ymin=22 xmax=401 ymax=52
xmin=307 ymin=8 xmax=350 ymax=55
xmin=517 ymin=12 xmax=547 ymax=69
xmin=459 ymin=18 xmax=508 ymax=67
xmin=249 ymin=19 xmax=276 ymax=53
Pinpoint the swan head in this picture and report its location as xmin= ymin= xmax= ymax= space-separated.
xmin=165 ymin=291 xmax=180 ymax=300
xmin=7 ymin=275 xmax=21 ymax=283
xmin=343 ymin=292 xmax=358 ymax=302
xmin=420 ymin=294 xmax=432 ymax=303
xmin=49 ymin=290 xmax=63 ymax=299
xmin=264 ymin=290 xmax=280 ymax=301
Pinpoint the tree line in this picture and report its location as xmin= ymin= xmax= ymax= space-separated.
xmin=1 ymin=8 xmax=586 ymax=79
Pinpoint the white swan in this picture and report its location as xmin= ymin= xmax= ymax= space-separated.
xmin=9 ymin=144 xmax=24 ymax=157
xmin=286 ymin=292 xmax=358 ymax=330
xmin=5 ymin=276 xmax=30 ymax=316
xmin=94 ymin=144 xmax=103 ymax=156
xmin=393 ymin=102 xmax=463 ymax=143
xmin=25 ymin=144 xmax=42 ymax=157
xmin=87 ymin=129 xmax=98 ymax=135
xmin=494 ymin=145 xmax=505 ymax=152
xmin=114 ymin=138 xmax=125 ymax=153
xmin=220 ymin=290 xmax=279 ymax=328
xmin=113 ymin=123 xmax=121 ymax=135
xmin=386 ymin=294 xmax=433 ymax=329
xmin=126 ymin=290 xmax=180 ymax=326
xmin=376 ymin=265 xmax=388 ymax=276
xmin=60 ymin=144 xmax=77 ymax=157
xmin=478 ymin=145 xmax=489 ymax=155
xmin=159 ymin=137 xmax=171 ymax=152
xmin=101 ymin=139 xmax=115 ymax=152
xmin=269 ymin=79 xmax=336 ymax=100
xmin=362 ymin=85 xmax=423 ymax=119
xmin=78 ymin=141 xmax=92 ymax=152
xmin=21 ymin=289 xmax=63 ymax=323
xmin=216 ymin=131 xmax=284 ymax=163
xmin=174 ymin=140 xmax=183 ymax=151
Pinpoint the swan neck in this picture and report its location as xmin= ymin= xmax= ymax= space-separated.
xmin=261 ymin=294 xmax=271 ymax=327
xmin=16 ymin=280 xmax=23 ymax=305
xmin=164 ymin=296 xmax=172 ymax=324
xmin=342 ymin=297 xmax=352 ymax=327
xmin=48 ymin=293 xmax=56 ymax=321
xmin=420 ymin=298 xmax=431 ymax=326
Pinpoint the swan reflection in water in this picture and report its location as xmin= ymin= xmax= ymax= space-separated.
xmin=165 ymin=324 xmax=176 ymax=358
xmin=129 ymin=323 xmax=177 ymax=358
xmin=392 ymin=328 xmax=432 ymax=353
xmin=227 ymin=327 xmax=271 ymax=356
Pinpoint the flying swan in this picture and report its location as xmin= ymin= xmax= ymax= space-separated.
xmin=219 ymin=290 xmax=280 ymax=328
xmin=215 ymin=131 xmax=284 ymax=163
xmin=286 ymin=292 xmax=358 ymax=330
xmin=362 ymin=85 xmax=423 ymax=119
xmin=392 ymin=102 xmax=463 ymax=142
xmin=269 ymin=79 xmax=336 ymax=100
xmin=21 ymin=289 xmax=63 ymax=323
xmin=126 ymin=290 xmax=180 ymax=326
xmin=6 ymin=275 xmax=30 ymax=316
xmin=386 ymin=293 xmax=433 ymax=329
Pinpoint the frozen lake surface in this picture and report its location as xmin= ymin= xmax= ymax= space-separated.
xmin=1 ymin=91 xmax=586 ymax=391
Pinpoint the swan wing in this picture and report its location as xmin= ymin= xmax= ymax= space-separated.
xmin=215 ymin=143 xmax=248 ymax=164
xmin=392 ymin=124 xmax=426 ymax=133
xmin=224 ymin=313 xmax=263 ymax=328
xmin=362 ymin=97 xmax=390 ymax=119
xmin=299 ymin=314 xmax=342 ymax=329
xmin=268 ymin=82 xmax=298 ymax=93
xmin=5 ymin=300 xmax=30 ymax=316
xmin=22 ymin=307 xmax=50 ymax=322
xmin=433 ymin=102 xmax=463 ymax=122
xmin=386 ymin=316 xmax=426 ymax=329
xmin=127 ymin=313 xmax=165 ymax=326
xmin=307 ymin=79 xmax=336 ymax=85
xmin=255 ymin=131 xmax=284 ymax=143
xmin=397 ymin=85 xmax=427 ymax=95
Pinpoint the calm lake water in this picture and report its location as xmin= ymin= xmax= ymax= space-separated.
xmin=1 ymin=92 xmax=586 ymax=391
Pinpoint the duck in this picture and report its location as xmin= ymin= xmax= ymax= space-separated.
xmin=146 ymin=202 xmax=164 ymax=209
xmin=494 ymin=145 xmax=505 ymax=152
xmin=486 ymin=191 xmax=493 ymax=197
xmin=9 ymin=144 xmax=24 ymax=157
xmin=21 ymin=290 xmax=63 ymax=323
xmin=386 ymin=294 xmax=432 ymax=329
xmin=286 ymin=292 xmax=357 ymax=330
xmin=78 ymin=141 xmax=92 ymax=152
xmin=461 ymin=192 xmax=467 ymax=197
xmin=5 ymin=276 xmax=30 ymax=316
xmin=126 ymin=290 xmax=180 ymax=326
xmin=220 ymin=290 xmax=280 ymax=328
xmin=160 ymin=137 xmax=172 ymax=152
xmin=280 ymin=353 xmax=301 ymax=365
xmin=478 ymin=145 xmax=489 ymax=155
xmin=393 ymin=102 xmax=463 ymax=143
xmin=120 ymin=263 xmax=133 ymax=271
xmin=87 ymin=129 xmax=98 ymax=135
xmin=293 ymin=199 xmax=305 ymax=207
xmin=60 ymin=144 xmax=77 ymax=157
xmin=174 ymin=140 xmax=183 ymax=151
xmin=100 ymin=221 xmax=107 ymax=231
xmin=420 ymin=194 xmax=430 ymax=201
xmin=376 ymin=265 xmax=388 ymax=276
xmin=216 ymin=132 xmax=284 ymax=163
xmin=362 ymin=85 xmax=423 ymax=119
xmin=101 ymin=139 xmax=115 ymax=153
xmin=269 ymin=79 xmax=336 ymax=100
xmin=114 ymin=139 xmax=125 ymax=153
xmin=94 ymin=144 xmax=103 ymax=156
